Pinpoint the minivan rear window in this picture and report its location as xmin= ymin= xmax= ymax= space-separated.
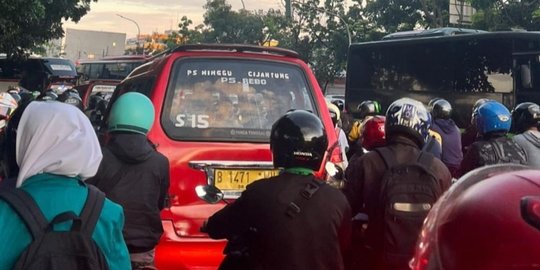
xmin=43 ymin=58 xmax=77 ymax=78
xmin=162 ymin=58 xmax=315 ymax=142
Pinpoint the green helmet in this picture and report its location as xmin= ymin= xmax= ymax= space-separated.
xmin=108 ymin=92 xmax=155 ymax=135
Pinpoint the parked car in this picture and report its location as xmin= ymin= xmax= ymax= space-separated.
xmin=99 ymin=44 xmax=344 ymax=270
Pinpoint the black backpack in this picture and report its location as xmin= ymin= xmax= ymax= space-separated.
xmin=0 ymin=185 xmax=110 ymax=270
xmin=374 ymin=148 xmax=443 ymax=268
xmin=477 ymin=138 xmax=528 ymax=166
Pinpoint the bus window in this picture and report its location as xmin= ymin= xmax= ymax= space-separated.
xmin=77 ymin=57 xmax=148 ymax=83
xmin=346 ymin=31 xmax=540 ymax=127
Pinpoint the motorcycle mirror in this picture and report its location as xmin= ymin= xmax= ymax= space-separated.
xmin=195 ymin=185 xmax=224 ymax=204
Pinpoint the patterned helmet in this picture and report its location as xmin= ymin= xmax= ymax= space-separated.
xmin=385 ymin=98 xmax=430 ymax=146
xmin=0 ymin=92 xmax=18 ymax=120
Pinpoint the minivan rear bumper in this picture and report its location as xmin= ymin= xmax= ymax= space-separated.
xmin=156 ymin=220 xmax=225 ymax=270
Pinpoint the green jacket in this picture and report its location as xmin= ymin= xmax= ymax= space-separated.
xmin=0 ymin=173 xmax=131 ymax=270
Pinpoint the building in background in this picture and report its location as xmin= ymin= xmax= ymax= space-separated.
xmin=449 ymin=0 xmax=476 ymax=26
xmin=63 ymin=28 xmax=126 ymax=63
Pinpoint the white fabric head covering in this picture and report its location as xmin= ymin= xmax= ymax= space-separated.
xmin=16 ymin=101 xmax=103 ymax=187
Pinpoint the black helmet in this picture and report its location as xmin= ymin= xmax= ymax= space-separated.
xmin=472 ymin=98 xmax=494 ymax=115
xmin=427 ymin=97 xmax=442 ymax=111
xmin=511 ymin=102 xmax=540 ymax=134
xmin=431 ymin=99 xmax=452 ymax=119
xmin=357 ymin=100 xmax=382 ymax=119
xmin=38 ymin=89 xmax=58 ymax=101
xmin=470 ymin=98 xmax=494 ymax=125
xmin=385 ymin=98 xmax=431 ymax=147
xmin=87 ymin=93 xmax=105 ymax=111
xmin=270 ymin=110 xmax=328 ymax=170
xmin=57 ymin=89 xmax=83 ymax=110
xmin=331 ymin=99 xmax=345 ymax=112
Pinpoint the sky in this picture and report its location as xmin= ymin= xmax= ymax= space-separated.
xmin=63 ymin=0 xmax=285 ymax=38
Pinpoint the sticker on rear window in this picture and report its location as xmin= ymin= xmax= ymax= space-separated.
xmin=49 ymin=64 xmax=73 ymax=71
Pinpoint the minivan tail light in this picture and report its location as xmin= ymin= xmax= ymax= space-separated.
xmin=329 ymin=143 xmax=343 ymax=164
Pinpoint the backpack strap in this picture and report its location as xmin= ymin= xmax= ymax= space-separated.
xmin=0 ymin=188 xmax=48 ymax=239
xmin=374 ymin=147 xmax=398 ymax=169
xmin=285 ymin=177 xmax=325 ymax=218
xmin=417 ymin=151 xmax=435 ymax=170
xmin=423 ymin=137 xmax=436 ymax=153
xmin=79 ymin=185 xmax=106 ymax=235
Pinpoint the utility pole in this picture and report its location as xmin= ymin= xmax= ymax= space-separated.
xmin=117 ymin=14 xmax=143 ymax=55
xmin=285 ymin=0 xmax=292 ymax=19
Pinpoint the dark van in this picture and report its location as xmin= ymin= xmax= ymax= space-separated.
xmin=0 ymin=56 xmax=77 ymax=93
xmin=100 ymin=44 xmax=344 ymax=270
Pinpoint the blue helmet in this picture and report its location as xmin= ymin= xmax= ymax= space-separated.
xmin=385 ymin=98 xmax=431 ymax=146
xmin=474 ymin=101 xmax=511 ymax=135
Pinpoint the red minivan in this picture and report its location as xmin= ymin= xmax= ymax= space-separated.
xmin=102 ymin=44 xmax=343 ymax=270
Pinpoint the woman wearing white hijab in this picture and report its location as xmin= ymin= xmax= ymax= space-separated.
xmin=0 ymin=101 xmax=131 ymax=270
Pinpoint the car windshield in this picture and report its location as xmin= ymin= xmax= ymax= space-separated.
xmin=161 ymin=58 xmax=316 ymax=142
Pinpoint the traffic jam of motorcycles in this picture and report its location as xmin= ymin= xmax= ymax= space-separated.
xmin=1 ymin=6 xmax=540 ymax=270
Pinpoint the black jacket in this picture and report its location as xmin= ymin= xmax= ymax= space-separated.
xmin=206 ymin=173 xmax=351 ymax=270
xmin=459 ymin=135 xmax=527 ymax=177
xmin=87 ymin=133 xmax=170 ymax=253
xmin=343 ymin=135 xmax=452 ymax=270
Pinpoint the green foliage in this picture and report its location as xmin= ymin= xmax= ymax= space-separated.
xmin=468 ymin=0 xmax=540 ymax=30
xmin=202 ymin=0 xmax=265 ymax=44
xmin=0 ymin=0 xmax=95 ymax=58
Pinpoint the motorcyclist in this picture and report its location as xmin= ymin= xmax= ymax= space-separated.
xmin=0 ymin=92 xmax=19 ymax=182
xmin=459 ymin=101 xmax=527 ymax=176
xmin=205 ymin=110 xmax=352 ymax=270
xmin=461 ymin=98 xmax=493 ymax=154
xmin=87 ymin=92 xmax=169 ymax=270
xmin=57 ymin=87 xmax=84 ymax=110
xmin=6 ymin=86 xmax=21 ymax=104
xmin=332 ymin=99 xmax=353 ymax=134
xmin=410 ymin=164 xmax=540 ymax=270
xmin=511 ymin=102 xmax=540 ymax=168
xmin=328 ymin=101 xmax=349 ymax=167
xmin=37 ymin=88 xmax=58 ymax=101
xmin=429 ymin=98 xmax=463 ymax=177
xmin=348 ymin=115 xmax=386 ymax=164
xmin=361 ymin=115 xmax=386 ymax=151
xmin=85 ymin=93 xmax=109 ymax=131
xmin=343 ymin=98 xmax=451 ymax=270
xmin=347 ymin=100 xmax=382 ymax=159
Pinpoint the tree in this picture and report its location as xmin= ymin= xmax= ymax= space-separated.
xmin=360 ymin=0 xmax=451 ymax=34
xmin=0 ymin=0 xmax=96 ymax=58
xmin=363 ymin=0 xmax=424 ymax=33
xmin=202 ymin=0 xmax=265 ymax=44
xmin=468 ymin=0 xmax=540 ymax=30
